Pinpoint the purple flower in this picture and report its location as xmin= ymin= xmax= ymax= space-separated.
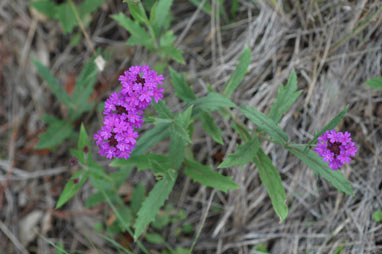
xmin=314 ymin=129 xmax=357 ymax=170
xmin=94 ymin=65 xmax=164 ymax=159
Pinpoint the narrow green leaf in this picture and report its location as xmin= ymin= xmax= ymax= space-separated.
xmin=29 ymin=1 xmax=57 ymax=19
xmin=222 ymin=47 xmax=251 ymax=98
xmin=56 ymin=3 xmax=77 ymax=34
xmin=110 ymin=154 xmax=169 ymax=173
xmin=253 ymin=149 xmax=288 ymax=221
xmin=169 ymin=67 xmax=196 ymax=103
xmin=219 ymin=137 xmax=260 ymax=168
xmin=308 ymin=106 xmax=348 ymax=148
xmin=365 ymin=77 xmax=382 ymax=89
xmin=240 ymin=105 xmax=288 ymax=145
xmin=268 ymin=70 xmax=302 ymax=123
xmin=35 ymin=119 xmax=74 ymax=149
xmin=169 ymin=132 xmax=186 ymax=169
xmin=200 ymin=112 xmax=223 ymax=144
xmin=153 ymin=100 xmax=173 ymax=119
xmin=131 ymin=184 xmax=146 ymax=215
xmin=192 ymin=93 xmax=236 ymax=113
xmin=32 ymin=58 xmax=71 ymax=109
xmin=183 ymin=159 xmax=238 ymax=193
xmin=112 ymin=13 xmax=152 ymax=49
xmin=77 ymin=124 xmax=91 ymax=163
xmin=287 ymin=144 xmax=353 ymax=195
xmin=145 ymin=233 xmax=165 ymax=244
xmin=56 ymin=170 xmax=88 ymax=208
xmin=152 ymin=0 xmax=173 ymax=33
xmin=128 ymin=3 xmax=149 ymax=24
xmin=134 ymin=172 xmax=177 ymax=239
xmin=171 ymin=122 xmax=192 ymax=144
xmin=131 ymin=123 xmax=171 ymax=156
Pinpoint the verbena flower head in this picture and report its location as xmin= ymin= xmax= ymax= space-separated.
xmin=314 ymin=129 xmax=357 ymax=170
xmin=94 ymin=65 xmax=164 ymax=159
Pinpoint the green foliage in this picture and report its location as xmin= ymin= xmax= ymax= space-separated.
xmin=240 ymin=105 xmax=289 ymax=145
xmin=29 ymin=0 xmax=104 ymax=34
xmin=253 ymin=149 xmax=288 ymax=221
xmin=365 ymin=77 xmax=382 ymax=89
xmin=287 ymin=144 xmax=353 ymax=195
xmin=222 ymin=47 xmax=251 ymax=98
xmin=219 ymin=137 xmax=260 ymax=168
xmin=183 ymin=159 xmax=238 ymax=193
xmin=131 ymin=184 xmax=146 ymax=215
xmin=268 ymin=69 xmax=302 ymax=123
xmin=35 ymin=115 xmax=74 ymax=149
xmin=169 ymin=67 xmax=196 ymax=103
xmin=373 ymin=210 xmax=382 ymax=222
xmin=56 ymin=170 xmax=88 ymax=208
xmin=334 ymin=245 xmax=345 ymax=254
xmin=145 ymin=233 xmax=165 ymax=244
xmin=134 ymin=171 xmax=177 ymax=239
xmin=192 ymin=93 xmax=236 ymax=113
xmin=151 ymin=0 xmax=173 ymax=36
xmin=200 ymin=112 xmax=224 ymax=144
xmin=307 ymin=106 xmax=348 ymax=148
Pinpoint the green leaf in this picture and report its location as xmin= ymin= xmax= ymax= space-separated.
xmin=78 ymin=0 xmax=104 ymax=17
xmin=308 ymin=106 xmax=348 ymax=148
xmin=169 ymin=132 xmax=186 ymax=169
xmin=183 ymin=159 xmax=238 ymax=193
xmin=200 ymin=112 xmax=223 ymax=144
xmin=240 ymin=105 xmax=288 ymax=145
xmin=145 ymin=233 xmax=165 ymax=244
xmin=35 ymin=119 xmax=74 ymax=149
xmin=169 ymin=67 xmax=196 ymax=103
xmin=32 ymin=58 xmax=71 ymax=109
xmin=128 ymin=3 xmax=149 ymax=24
xmin=222 ymin=47 xmax=251 ymax=98
xmin=365 ymin=77 xmax=382 ymax=89
xmin=56 ymin=170 xmax=88 ymax=208
xmin=158 ymin=44 xmax=184 ymax=64
xmin=219 ymin=137 xmax=260 ymax=168
xmin=152 ymin=0 xmax=173 ymax=33
xmin=112 ymin=13 xmax=153 ymax=49
xmin=372 ymin=210 xmax=382 ymax=222
xmin=253 ymin=149 xmax=288 ymax=221
xmin=131 ymin=184 xmax=146 ymax=215
xmin=287 ymin=144 xmax=353 ymax=195
xmin=132 ymin=123 xmax=171 ymax=156
xmin=134 ymin=172 xmax=177 ymax=239
xmin=192 ymin=93 xmax=236 ymax=113
xmin=56 ymin=3 xmax=77 ymax=34
xmin=153 ymin=100 xmax=173 ymax=119
xmin=170 ymin=106 xmax=193 ymax=144
xmin=29 ymin=1 xmax=57 ymax=19
xmin=111 ymin=154 xmax=170 ymax=174
xmin=268 ymin=70 xmax=302 ymax=123
xmin=77 ymin=124 xmax=91 ymax=163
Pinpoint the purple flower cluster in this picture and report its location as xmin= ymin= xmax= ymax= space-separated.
xmin=314 ymin=129 xmax=357 ymax=170
xmin=94 ymin=65 xmax=164 ymax=159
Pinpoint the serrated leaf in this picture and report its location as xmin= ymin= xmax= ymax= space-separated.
xmin=287 ymin=144 xmax=353 ymax=195
xmin=56 ymin=170 xmax=88 ymax=208
xmin=268 ymin=70 xmax=302 ymax=123
xmin=253 ymin=149 xmax=288 ymax=221
xmin=169 ymin=67 xmax=196 ymax=103
xmin=134 ymin=172 xmax=177 ymax=239
xmin=131 ymin=184 xmax=146 ymax=215
xmin=56 ymin=3 xmax=77 ymax=34
xmin=29 ymin=1 xmax=57 ymax=19
xmin=192 ymin=93 xmax=236 ymax=113
xmin=373 ymin=210 xmax=382 ymax=222
xmin=171 ymin=122 xmax=191 ymax=143
xmin=153 ymin=100 xmax=173 ymax=119
xmin=111 ymin=154 xmax=170 ymax=174
xmin=219 ymin=137 xmax=260 ymax=168
xmin=365 ymin=77 xmax=382 ymax=89
xmin=112 ymin=13 xmax=153 ymax=49
xmin=240 ymin=105 xmax=288 ymax=145
xmin=183 ymin=159 xmax=238 ymax=193
xmin=308 ymin=106 xmax=348 ymax=148
xmin=32 ymin=58 xmax=71 ymax=109
xmin=223 ymin=47 xmax=251 ymax=98
xmin=128 ymin=3 xmax=149 ymax=24
xmin=158 ymin=45 xmax=184 ymax=64
xmin=132 ymin=123 xmax=171 ymax=156
xmin=169 ymin=132 xmax=186 ymax=169
xmin=35 ymin=119 xmax=74 ymax=149
xmin=200 ymin=112 xmax=223 ymax=144
xmin=152 ymin=0 xmax=173 ymax=33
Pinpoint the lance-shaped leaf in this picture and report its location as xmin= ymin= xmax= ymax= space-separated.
xmin=253 ymin=148 xmax=288 ymax=221
xmin=134 ymin=172 xmax=177 ymax=239
xmin=183 ymin=159 xmax=238 ymax=193
xmin=307 ymin=106 xmax=348 ymax=148
xmin=192 ymin=93 xmax=236 ymax=113
xmin=169 ymin=67 xmax=196 ymax=103
xmin=219 ymin=137 xmax=260 ymax=168
xmin=240 ymin=105 xmax=288 ymax=145
xmin=223 ymin=47 xmax=251 ymax=98
xmin=56 ymin=170 xmax=88 ymax=208
xmin=365 ymin=77 xmax=382 ymax=89
xmin=200 ymin=112 xmax=223 ymax=144
xmin=287 ymin=144 xmax=353 ymax=195
xmin=268 ymin=70 xmax=302 ymax=123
